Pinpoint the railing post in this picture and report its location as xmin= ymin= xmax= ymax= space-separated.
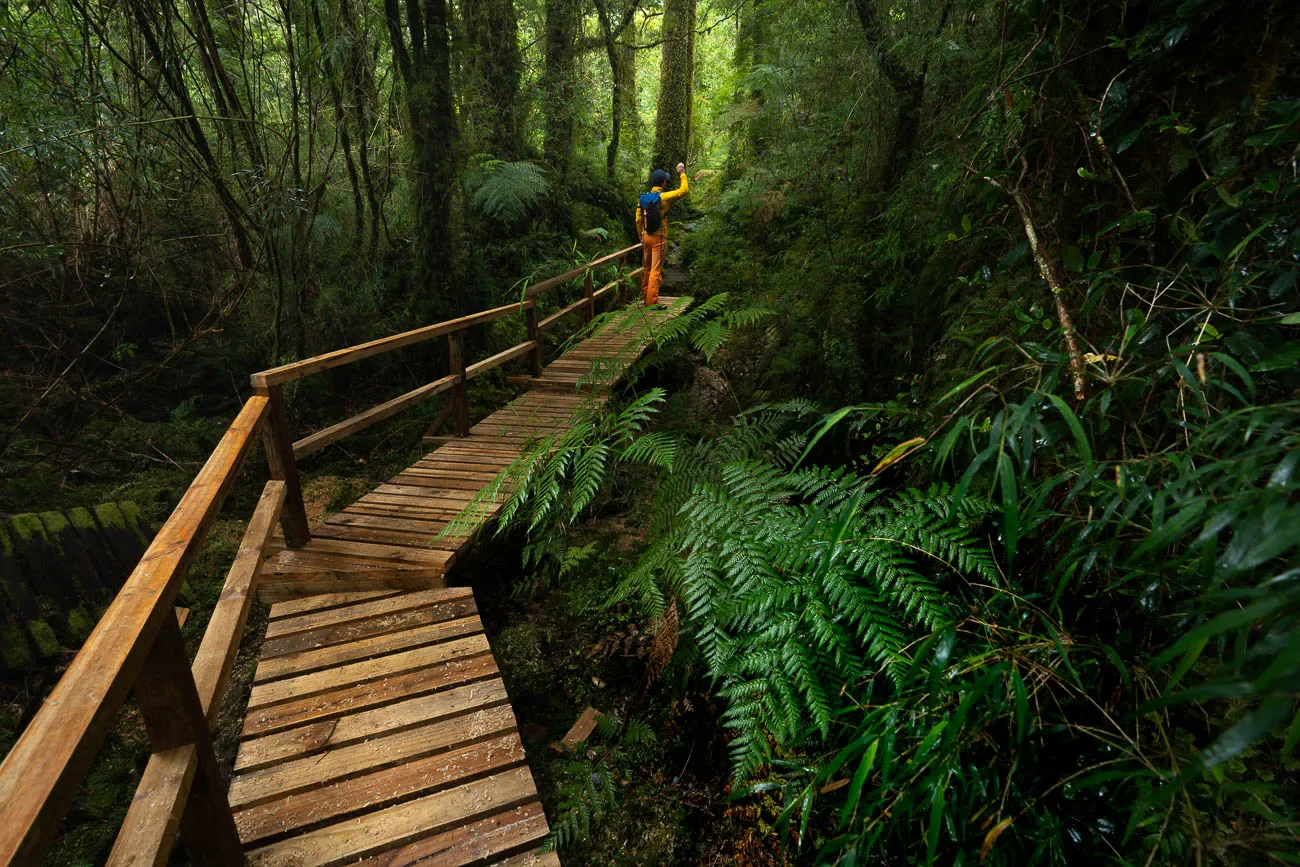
xmin=134 ymin=615 xmax=245 ymax=865
xmin=525 ymin=300 xmax=543 ymax=377
xmin=583 ymin=269 xmax=595 ymax=324
xmin=258 ymin=385 xmax=310 ymax=548
xmin=448 ymin=330 xmax=471 ymax=437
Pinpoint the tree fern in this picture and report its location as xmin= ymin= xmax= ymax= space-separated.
xmin=466 ymin=158 xmax=548 ymax=223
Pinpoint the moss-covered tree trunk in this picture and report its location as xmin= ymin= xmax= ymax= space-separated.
xmin=464 ymin=0 xmax=523 ymax=160
xmin=652 ymin=0 xmax=695 ymax=171
xmin=541 ymin=0 xmax=579 ymax=195
xmin=539 ymin=0 xmax=579 ymax=234
xmin=385 ymin=0 xmax=461 ymax=313
xmin=725 ymin=0 xmax=770 ymax=180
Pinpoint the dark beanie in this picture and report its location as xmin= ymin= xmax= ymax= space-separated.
xmin=651 ymin=169 xmax=670 ymax=187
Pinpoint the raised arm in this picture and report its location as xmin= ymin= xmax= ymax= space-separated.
xmin=661 ymin=163 xmax=689 ymax=203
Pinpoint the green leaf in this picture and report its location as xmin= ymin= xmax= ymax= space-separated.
xmin=1061 ymin=246 xmax=1084 ymax=274
xmin=1010 ymin=669 xmax=1029 ymax=742
xmin=1046 ymin=393 xmax=1093 ymax=468
xmin=796 ymin=405 xmax=861 ymax=469
xmin=1183 ymin=698 xmax=1293 ymax=781
xmin=838 ymin=740 xmax=879 ymax=827
xmin=998 ymin=451 xmax=1019 ymax=562
xmin=936 ymin=366 xmax=998 ymax=404
xmin=926 ymin=776 xmax=946 ymax=864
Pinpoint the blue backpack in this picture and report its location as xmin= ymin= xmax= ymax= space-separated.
xmin=639 ymin=191 xmax=664 ymax=234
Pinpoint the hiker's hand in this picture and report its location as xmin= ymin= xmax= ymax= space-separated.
xmin=676 ymin=162 xmax=686 ymax=175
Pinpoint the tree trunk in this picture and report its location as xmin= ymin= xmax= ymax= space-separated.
xmin=653 ymin=0 xmax=695 ymax=171
xmin=309 ymin=0 xmax=365 ymax=254
xmin=339 ymin=0 xmax=382 ymax=258
xmin=594 ymin=1 xmax=639 ymax=178
xmin=385 ymin=0 xmax=461 ymax=311
xmin=464 ymin=0 xmax=523 ymax=160
xmin=726 ymin=0 xmax=769 ymax=178
xmin=852 ymin=0 xmax=951 ymax=190
xmin=541 ymin=0 xmax=579 ymax=196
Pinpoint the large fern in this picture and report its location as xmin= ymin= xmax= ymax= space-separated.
xmin=465 ymin=158 xmax=549 ymax=223
xmin=614 ymin=402 xmax=997 ymax=779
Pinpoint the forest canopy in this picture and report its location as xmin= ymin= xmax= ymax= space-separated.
xmin=2 ymin=0 xmax=1299 ymax=864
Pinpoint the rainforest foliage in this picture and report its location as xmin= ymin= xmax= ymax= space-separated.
xmin=2 ymin=0 xmax=1299 ymax=864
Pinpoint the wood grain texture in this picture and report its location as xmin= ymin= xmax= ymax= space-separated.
xmin=235 ymin=679 xmax=511 ymax=772
xmin=241 ymin=652 xmax=498 ymax=739
xmin=245 ymin=766 xmax=540 ymax=866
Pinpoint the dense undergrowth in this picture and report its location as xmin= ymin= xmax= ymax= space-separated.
xmin=473 ymin=1 xmax=1300 ymax=864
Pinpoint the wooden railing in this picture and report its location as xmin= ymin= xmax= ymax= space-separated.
xmin=0 ymin=245 xmax=642 ymax=866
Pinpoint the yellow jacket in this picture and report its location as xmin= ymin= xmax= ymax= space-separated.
xmin=636 ymin=172 xmax=689 ymax=239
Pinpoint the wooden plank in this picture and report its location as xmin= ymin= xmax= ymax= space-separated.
xmin=377 ymin=473 xmax=492 ymax=492
xmin=269 ymin=591 xmax=401 ymax=620
xmin=330 ymin=511 xmax=453 ymax=533
xmin=241 ymin=653 xmax=498 ymax=739
xmin=251 ymin=300 xmax=535 ymax=388
xmin=353 ymin=799 xmax=549 ymax=867
xmin=260 ymin=594 xmax=477 ymax=660
xmin=124 ymin=614 xmax=243 ymax=865
xmin=554 ymin=707 xmax=602 ymax=755
xmin=254 ymin=615 xmax=483 ymax=683
xmin=466 ymin=341 xmax=538 ymax=381
xmin=229 ymin=703 xmax=518 ymax=808
xmin=311 ymin=524 xmax=465 ymax=551
xmin=244 ymin=766 xmax=540 ymax=867
xmin=106 ymin=746 xmax=196 ymax=867
xmin=343 ymin=501 xmax=475 ymax=520
xmin=269 ymin=537 xmax=453 ymax=566
xmin=265 ymin=588 xmax=471 ymax=640
xmin=0 ymin=395 xmax=267 ymax=866
xmin=493 ymin=849 xmax=563 ymax=867
xmin=261 ymin=386 xmax=311 ymax=548
xmin=448 ymin=330 xmax=470 ymax=437
xmin=351 ymin=494 xmax=473 ymax=514
xmin=293 ymin=375 xmax=457 ymax=460
xmin=258 ymin=572 xmax=445 ymax=603
xmin=192 ymin=480 xmax=286 ymax=724
xmin=538 ymin=294 xmax=592 ymax=331
xmin=235 ymin=733 xmax=527 ymax=845
xmin=235 ymin=679 xmax=512 ymax=772
xmin=247 ymin=634 xmax=490 ymax=709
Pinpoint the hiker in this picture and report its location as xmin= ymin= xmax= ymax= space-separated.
xmin=637 ymin=162 xmax=688 ymax=306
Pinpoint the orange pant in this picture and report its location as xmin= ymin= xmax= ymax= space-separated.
xmin=641 ymin=233 xmax=666 ymax=304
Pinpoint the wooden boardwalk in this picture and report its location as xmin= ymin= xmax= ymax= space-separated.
xmin=233 ymin=298 xmax=688 ymax=865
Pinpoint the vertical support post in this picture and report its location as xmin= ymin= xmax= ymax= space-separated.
xmin=448 ymin=330 xmax=471 ymax=437
xmin=583 ymin=269 xmax=595 ymax=324
xmin=134 ymin=615 xmax=245 ymax=865
xmin=259 ymin=385 xmax=309 ymax=548
xmin=524 ymin=300 xmax=543 ymax=377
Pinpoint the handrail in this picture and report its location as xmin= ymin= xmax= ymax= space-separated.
xmin=250 ymin=243 xmax=640 ymax=389
xmin=0 ymin=395 xmax=268 ymax=864
xmin=108 ymin=481 xmax=286 ymax=863
xmin=0 ymin=244 xmax=645 ymax=865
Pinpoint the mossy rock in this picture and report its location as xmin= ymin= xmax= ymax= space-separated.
xmin=29 ymin=619 xmax=60 ymax=657
xmin=68 ymin=506 xmax=120 ymax=594
xmin=0 ymin=502 xmax=153 ymax=669
xmin=44 ymin=510 xmax=110 ymax=599
xmin=0 ymin=621 xmax=34 ymax=669
xmin=93 ymin=502 xmax=152 ymax=577
xmin=6 ymin=513 xmax=75 ymax=610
